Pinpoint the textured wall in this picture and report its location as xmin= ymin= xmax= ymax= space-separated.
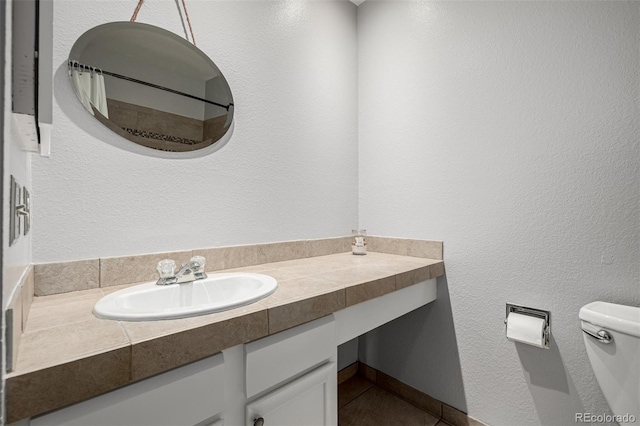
xmin=32 ymin=0 xmax=358 ymax=262
xmin=357 ymin=2 xmax=640 ymax=425
xmin=3 ymin=0 xmax=34 ymax=422
xmin=4 ymin=0 xmax=32 ymax=308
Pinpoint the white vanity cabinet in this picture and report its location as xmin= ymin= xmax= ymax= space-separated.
xmin=244 ymin=315 xmax=337 ymax=426
xmin=31 ymin=353 xmax=226 ymax=426
xmin=27 ymin=279 xmax=437 ymax=426
xmin=29 ymin=316 xmax=337 ymax=426
xmin=245 ymin=362 xmax=336 ymax=426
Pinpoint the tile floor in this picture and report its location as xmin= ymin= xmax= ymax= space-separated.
xmin=338 ymin=374 xmax=449 ymax=426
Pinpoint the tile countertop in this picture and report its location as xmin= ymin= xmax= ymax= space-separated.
xmin=6 ymin=252 xmax=444 ymax=423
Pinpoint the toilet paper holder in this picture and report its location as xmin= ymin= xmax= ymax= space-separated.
xmin=505 ymin=303 xmax=551 ymax=349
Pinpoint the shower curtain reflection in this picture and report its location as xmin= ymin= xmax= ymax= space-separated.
xmin=70 ymin=68 xmax=109 ymax=118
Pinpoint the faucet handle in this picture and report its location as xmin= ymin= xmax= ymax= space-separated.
xmin=190 ymin=256 xmax=205 ymax=271
xmin=190 ymin=256 xmax=207 ymax=280
xmin=157 ymin=259 xmax=176 ymax=278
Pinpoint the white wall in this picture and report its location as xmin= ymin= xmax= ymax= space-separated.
xmin=3 ymin=0 xmax=34 ymax=422
xmin=32 ymin=0 xmax=358 ymax=262
xmin=3 ymin=1 xmax=32 ymax=309
xmin=337 ymin=337 xmax=358 ymax=371
xmin=26 ymin=1 xmax=640 ymax=424
xmin=357 ymin=2 xmax=640 ymax=425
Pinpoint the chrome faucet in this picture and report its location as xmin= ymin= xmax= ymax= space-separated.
xmin=156 ymin=256 xmax=207 ymax=286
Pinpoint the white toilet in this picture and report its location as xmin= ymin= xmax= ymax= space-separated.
xmin=579 ymin=301 xmax=640 ymax=419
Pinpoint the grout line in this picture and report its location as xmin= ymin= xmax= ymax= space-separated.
xmin=338 ymin=379 xmax=376 ymax=411
xmin=354 ymin=362 xmax=486 ymax=425
xmin=265 ymin=306 xmax=270 ymax=336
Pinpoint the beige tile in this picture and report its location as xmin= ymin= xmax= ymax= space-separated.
xmin=130 ymin=310 xmax=268 ymax=380
xmin=257 ymin=256 xmax=338 ymax=273
xmin=268 ymin=261 xmax=350 ymax=280
xmin=34 ymin=259 xmax=99 ymax=296
xmin=327 ymin=254 xmax=443 ymax=286
xmin=442 ymin=404 xmax=489 ymax=426
xmin=268 ymin=290 xmax=345 ymax=334
xmin=25 ymin=290 xmax=103 ymax=333
xmin=223 ymin=264 xmax=310 ymax=282
xmin=377 ymin=371 xmax=442 ymax=418
xmin=7 ymin=289 xmax=23 ymax=372
xmin=6 ymin=347 xmax=131 ymax=423
xmin=338 ymin=375 xmax=375 ymax=409
xmin=192 ymin=247 xmax=226 ymax=272
xmin=169 ymin=118 xmax=203 ymax=141
xmin=314 ymin=251 xmax=383 ymax=265
xmin=431 ymin=262 xmax=445 ymax=278
xmin=100 ymin=282 xmax=139 ymax=295
xmin=318 ymin=263 xmax=393 ymax=284
xmin=100 ymin=250 xmax=192 ymax=287
xmin=318 ymin=252 xmax=427 ymax=270
xmin=338 ymin=362 xmax=359 ymax=385
xmin=339 ymin=386 xmax=439 ymax=426
xmin=366 ymin=236 xmax=407 ymax=256
xmin=223 ymin=244 xmax=260 ymax=269
xmin=257 ymin=240 xmax=308 ymax=263
xmin=107 ymin=99 xmax=138 ymax=128
xmin=21 ymin=266 xmax=35 ymax=329
xmin=306 ymin=236 xmax=352 ymax=257
xmin=122 ymin=301 xmax=268 ymax=343
xmin=136 ymin=111 xmax=167 ymax=134
xmin=254 ymin=268 xmax=306 ymax=282
xmin=222 ymin=264 xmax=276 ymax=274
xmin=377 ymin=255 xmax=441 ymax=270
xmin=367 ymin=237 xmax=443 ymax=260
xmin=358 ymin=363 xmax=378 ymax=383
xmin=396 ymin=266 xmax=432 ymax=290
xmin=345 ymin=276 xmax=396 ymax=306
xmin=270 ymin=255 xmax=339 ymax=267
xmin=407 ymin=239 xmax=444 ymax=260
xmin=203 ymin=115 xmax=226 ymax=140
xmin=352 ymin=261 xmax=423 ymax=277
xmin=30 ymin=288 xmax=103 ymax=307
xmin=14 ymin=319 xmax=130 ymax=374
xmin=263 ymin=275 xmax=346 ymax=307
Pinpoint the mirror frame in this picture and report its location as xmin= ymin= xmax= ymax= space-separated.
xmin=68 ymin=21 xmax=235 ymax=159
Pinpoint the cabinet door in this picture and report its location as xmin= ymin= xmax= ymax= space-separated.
xmin=32 ymin=354 xmax=225 ymax=426
xmin=246 ymin=362 xmax=336 ymax=426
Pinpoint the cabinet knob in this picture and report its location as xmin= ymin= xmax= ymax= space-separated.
xmin=254 ymin=417 xmax=265 ymax=426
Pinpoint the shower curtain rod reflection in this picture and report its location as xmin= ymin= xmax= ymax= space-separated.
xmin=68 ymin=61 xmax=232 ymax=111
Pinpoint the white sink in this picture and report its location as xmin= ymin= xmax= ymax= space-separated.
xmin=93 ymin=273 xmax=277 ymax=321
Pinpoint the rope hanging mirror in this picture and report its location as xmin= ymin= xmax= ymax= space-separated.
xmin=66 ymin=1 xmax=235 ymax=158
xmin=130 ymin=0 xmax=197 ymax=46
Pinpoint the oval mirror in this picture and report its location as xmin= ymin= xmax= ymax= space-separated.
xmin=68 ymin=22 xmax=234 ymax=154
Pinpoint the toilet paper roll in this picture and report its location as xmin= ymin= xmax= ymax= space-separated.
xmin=506 ymin=312 xmax=546 ymax=348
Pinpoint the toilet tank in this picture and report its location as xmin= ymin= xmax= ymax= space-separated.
xmin=579 ymin=301 xmax=640 ymax=420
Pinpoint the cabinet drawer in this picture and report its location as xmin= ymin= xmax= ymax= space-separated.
xmin=246 ymin=362 xmax=337 ymax=426
xmin=32 ymin=353 xmax=225 ymax=426
xmin=245 ymin=315 xmax=335 ymax=398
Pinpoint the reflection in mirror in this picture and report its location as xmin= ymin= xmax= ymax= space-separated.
xmin=68 ymin=22 xmax=234 ymax=154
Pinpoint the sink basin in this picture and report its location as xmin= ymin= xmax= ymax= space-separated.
xmin=93 ymin=273 xmax=277 ymax=321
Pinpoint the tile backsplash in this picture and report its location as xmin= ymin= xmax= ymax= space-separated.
xmin=366 ymin=236 xmax=443 ymax=260
xmin=33 ymin=236 xmax=443 ymax=297
xmin=34 ymin=260 xmax=99 ymax=296
xmin=6 ymin=266 xmax=35 ymax=372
